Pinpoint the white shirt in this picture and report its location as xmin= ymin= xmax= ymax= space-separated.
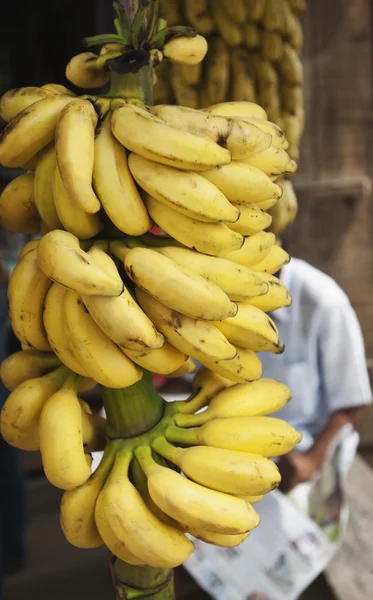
xmin=261 ymin=258 xmax=372 ymax=451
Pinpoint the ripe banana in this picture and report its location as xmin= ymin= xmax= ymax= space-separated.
xmin=166 ymin=416 xmax=302 ymax=457
xmin=8 ymin=248 xmax=52 ymax=351
xmin=261 ymin=30 xmax=284 ymax=62
xmin=213 ymin=303 xmax=284 ymax=353
xmin=0 ymin=350 xmax=61 ymax=391
xmin=183 ymin=525 xmax=249 ymax=548
xmin=0 ymin=86 xmax=55 ymax=122
xmin=167 ymin=358 xmax=196 ymax=379
xmin=124 ymin=247 xmax=237 ymax=321
xmin=201 ymin=37 xmax=230 ymax=106
xmin=65 ymin=52 xmax=110 ymax=88
xmin=60 ymin=444 xmax=115 ymax=549
xmin=201 ymin=162 xmax=282 ymax=204
xmin=246 ymin=0 xmax=266 ymax=21
xmin=128 ymin=153 xmax=239 ymax=223
xmin=34 ymin=144 xmax=62 ymax=229
xmin=136 ymin=288 xmax=237 ymax=363
xmin=136 ymin=446 xmax=260 ymax=535
xmin=19 ymin=239 xmax=39 ymax=258
xmin=243 ymin=23 xmax=260 ymax=50
xmin=43 ymin=283 xmax=90 ymax=376
xmin=152 ymin=105 xmax=271 ymax=160
xmin=111 ymin=102 xmax=231 ymax=171
xmin=182 ymin=0 xmax=214 ymax=36
xmin=164 ymin=35 xmax=208 ymax=65
xmin=154 ymin=246 xmax=269 ymax=300
xmin=230 ymin=47 xmax=257 ymax=103
xmin=246 ymin=272 xmax=292 ymax=312
xmin=0 ymin=94 xmax=73 ymax=167
xmin=93 ymin=113 xmax=151 ymax=235
xmin=228 ymin=203 xmax=272 ymax=236
xmin=206 ymin=101 xmax=267 ymax=121
xmin=37 ymin=230 xmax=124 ymax=296
xmin=221 ymin=0 xmax=248 ymax=24
xmin=0 ymin=366 xmax=68 ymax=451
xmin=178 ymin=63 xmax=203 ymax=88
xmin=100 ymin=449 xmax=194 ymax=568
xmin=0 ymin=171 xmax=40 ymax=233
xmin=53 ymin=164 xmax=103 ymax=239
xmin=170 ymin=65 xmax=200 ymax=109
xmin=64 ymin=289 xmax=143 ymax=388
xmin=177 ymin=366 xmax=235 ymax=414
xmin=82 ymin=244 xmax=165 ymax=352
xmin=250 ymin=244 xmax=290 ymax=274
xmin=225 ymin=232 xmax=276 ymax=268
xmin=42 ymin=83 xmax=76 ymax=96
xmin=176 ymin=379 xmax=292 ymax=427
xmin=145 ymin=195 xmax=244 ymax=256
xmin=39 ymin=372 xmax=92 ymax=490
xmin=56 ymin=98 xmax=100 ymax=214
xmin=152 ymin=436 xmax=281 ymax=496
xmin=202 ymin=346 xmax=263 ymax=383
xmin=211 ymin=2 xmax=243 ymax=47
xmin=263 ymin=0 xmax=287 ymax=33
xmin=278 ymin=44 xmax=304 ymax=85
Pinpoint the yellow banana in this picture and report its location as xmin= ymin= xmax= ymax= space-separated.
xmin=65 ymin=52 xmax=110 ymax=88
xmin=0 ymin=350 xmax=61 ymax=391
xmin=43 ymin=283 xmax=90 ymax=377
xmin=82 ymin=244 xmax=165 ymax=352
xmin=206 ymin=101 xmax=267 ymax=121
xmin=213 ymin=303 xmax=284 ymax=353
xmin=60 ymin=444 xmax=115 ymax=549
xmin=34 ymin=144 xmax=63 ymax=229
xmin=37 ymin=230 xmax=124 ymax=296
xmin=242 ymin=144 xmax=297 ymax=177
xmin=56 ymin=98 xmax=100 ymax=214
xmin=261 ymin=30 xmax=284 ymax=62
xmin=166 ymin=416 xmax=302 ymax=456
xmin=129 ymin=153 xmax=238 ymax=223
xmin=241 ymin=495 xmax=264 ymax=504
xmin=221 ymin=0 xmax=248 ymax=24
xmin=200 ymin=37 xmax=230 ymax=106
xmin=246 ymin=272 xmax=292 ymax=312
xmin=136 ymin=446 xmax=260 ymax=535
xmin=211 ymin=2 xmax=243 ymax=46
xmin=122 ymin=343 xmax=187 ymax=376
xmin=170 ymin=65 xmax=200 ymax=109
xmin=136 ymin=288 xmax=237 ymax=363
xmin=282 ymin=111 xmax=304 ymax=162
xmin=145 ymin=195 xmax=244 ymax=256
xmin=183 ymin=525 xmax=249 ymax=548
xmin=0 ymin=86 xmax=56 ymax=122
xmin=8 ymin=248 xmax=52 ymax=351
xmin=166 ymin=358 xmax=196 ymax=379
xmin=183 ymin=0 xmax=214 ymax=35
xmin=152 ymin=437 xmax=281 ymax=496
xmin=0 ymin=94 xmax=73 ymax=167
xmin=202 ymin=162 xmax=282 ymax=204
xmin=243 ymin=22 xmax=260 ymax=49
xmin=42 ymin=83 xmax=76 ymax=96
xmin=164 ymin=35 xmax=208 ymax=65
xmin=225 ymin=232 xmax=276 ymax=267
xmin=282 ymin=84 xmax=304 ymax=114
xmin=256 ymin=198 xmax=278 ymax=211
xmin=283 ymin=5 xmax=304 ymax=52
xmin=111 ymin=102 xmax=231 ymax=171
xmin=202 ymin=346 xmax=263 ymax=383
xmin=93 ymin=112 xmax=150 ymax=235
xmin=53 ymin=164 xmax=103 ymax=239
xmin=176 ymin=366 xmax=235 ymax=415
xmin=0 ymin=366 xmax=68 ymax=451
xmin=152 ymin=105 xmax=271 ymax=159
xmin=228 ymin=203 xmax=272 ymax=236
xmin=278 ymin=43 xmax=304 ymax=84
xmin=250 ymin=244 xmax=290 ymax=274
xmin=64 ymin=290 xmax=142 ymax=388
xmin=0 ymin=171 xmax=40 ymax=233
xmin=19 ymin=239 xmax=39 ymax=258
xmin=179 ymin=63 xmax=202 ymax=87
xmin=175 ymin=379 xmax=292 ymax=427
xmin=154 ymin=246 xmax=269 ymax=300
xmin=39 ymin=372 xmax=92 ymax=490
xmin=247 ymin=0 xmax=266 ymax=21
xmin=100 ymin=449 xmax=194 ymax=568
xmin=230 ymin=48 xmax=257 ymax=103
xmin=263 ymin=0 xmax=287 ymax=33
xmin=124 ymin=247 xmax=236 ymax=321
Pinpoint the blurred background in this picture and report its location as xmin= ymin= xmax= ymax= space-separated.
xmin=1 ymin=0 xmax=373 ymax=599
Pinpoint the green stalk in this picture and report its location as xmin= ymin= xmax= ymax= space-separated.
xmin=165 ymin=424 xmax=199 ymax=446
xmin=110 ymin=558 xmax=174 ymax=599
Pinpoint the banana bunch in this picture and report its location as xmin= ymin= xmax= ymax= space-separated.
xmin=58 ymin=367 xmax=301 ymax=564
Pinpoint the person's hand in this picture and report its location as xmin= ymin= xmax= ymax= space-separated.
xmin=278 ymin=451 xmax=321 ymax=493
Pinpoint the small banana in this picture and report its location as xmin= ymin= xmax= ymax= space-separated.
xmin=152 ymin=437 xmax=281 ymax=496
xmin=179 ymin=63 xmax=202 ymax=87
xmin=0 ymin=171 xmax=40 ymax=233
xmin=183 ymin=525 xmax=249 ymax=548
xmin=0 ymin=94 xmax=73 ymax=167
xmin=152 ymin=105 xmax=271 ymax=160
xmin=170 ymin=66 xmax=200 ymax=109
xmin=201 ymin=38 xmax=230 ymax=106
xmin=206 ymin=101 xmax=267 ymax=121
xmin=128 ymin=153 xmax=239 ymax=223
xmin=39 ymin=372 xmax=92 ymax=490
xmin=210 ymin=2 xmax=243 ymax=47
xmin=166 ymin=358 xmax=196 ymax=379
xmin=175 ymin=379 xmax=292 ymax=427
xmin=0 ymin=350 xmax=61 ymax=391
xmin=111 ymin=102 xmax=231 ymax=171
xmin=19 ymin=239 xmax=39 ymax=259
xmin=136 ymin=446 xmax=260 ymax=535
xmin=136 ymin=288 xmax=237 ymax=363
xmin=0 ymin=86 xmax=55 ymax=122
xmin=230 ymin=47 xmax=257 ymax=103
xmin=122 ymin=343 xmax=187 ymax=376
xmin=260 ymin=30 xmax=284 ymax=62
xmin=42 ymin=83 xmax=76 ymax=96
xmin=225 ymin=232 xmax=276 ymax=267
xmin=100 ymin=449 xmax=194 ymax=568
xmin=166 ymin=416 xmax=302 ymax=456
xmin=65 ymin=52 xmax=110 ymax=88
xmin=221 ymin=0 xmax=248 ymax=24
xmin=60 ymin=444 xmax=115 ymax=549
xmin=8 ymin=248 xmax=52 ymax=351
xmin=164 ymin=35 xmax=208 ymax=65
xmin=145 ymin=195 xmax=244 ymax=256
xmin=56 ymin=98 xmax=100 ymax=214
xmin=0 ymin=366 xmax=68 ymax=451
xmin=177 ymin=366 xmax=235 ymax=415
xmin=228 ymin=203 xmax=272 ymax=236
xmin=201 ymin=162 xmax=282 ymax=204
xmin=246 ymin=0 xmax=266 ymax=21
xmin=243 ymin=23 xmax=260 ymax=49
xmin=202 ymin=346 xmax=263 ymax=384
xmin=250 ymin=244 xmax=290 ymax=274
xmin=64 ymin=289 xmax=143 ymax=388
xmin=278 ymin=44 xmax=304 ymax=84
xmin=246 ymin=272 xmax=292 ymax=312
xmin=37 ymin=230 xmax=124 ymax=296
xmin=263 ymin=0 xmax=287 ymax=33
xmin=34 ymin=144 xmax=63 ymax=229
xmin=93 ymin=113 xmax=151 ymax=235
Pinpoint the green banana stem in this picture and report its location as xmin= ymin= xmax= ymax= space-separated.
xmin=151 ymin=436 xmax=182 ymax=464
xmin=174 ymin=411 xmax=210 ymax=428
xmin=110 ymin=558 xmax=174 ymax=599
xmin=107 ymin=65 xmax=153 ymax=104
xmin=165 ymin=424 xmax=199 ymax=446
xmin=102 ymin=371 xmax=164 ymax=438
